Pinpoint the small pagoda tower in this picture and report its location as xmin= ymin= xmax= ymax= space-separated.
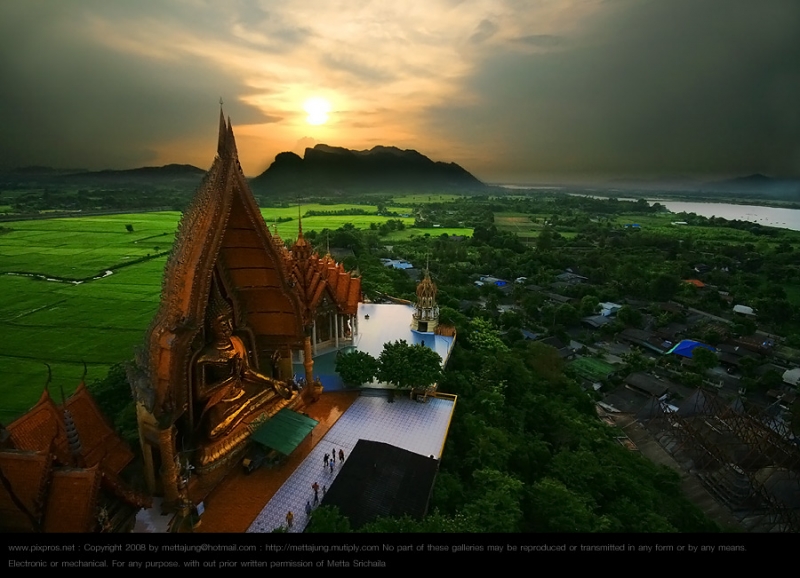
xmin=411 ymin=266 xmax=439 ymax=333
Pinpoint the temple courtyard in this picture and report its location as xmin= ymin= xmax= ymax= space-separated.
xmin=133 ymin=390 xmax=456 ymax=533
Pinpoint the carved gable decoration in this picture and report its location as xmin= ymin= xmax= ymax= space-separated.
xmin=142 ymin=110 xmax=304 ymax=417
xmin=285 ymin=225 xmax=361 ymax=323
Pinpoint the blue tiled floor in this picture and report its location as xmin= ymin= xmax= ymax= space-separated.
xmin=247 ymin=395 xmax=455 ymax=533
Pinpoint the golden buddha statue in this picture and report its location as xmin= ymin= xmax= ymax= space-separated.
xmin=194 ymin=284 xmax=292 ymax=440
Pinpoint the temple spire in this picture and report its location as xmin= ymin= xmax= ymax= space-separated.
xmin=412 ymin=259 xmax=439 ymax=333
xmin=216 ymin=100 xmax=239 ymax=159
xmin=297 ymin=206 xmax=303 ymax=238
xmin=217 ymin=100 xmax=227 ymax=158
xmin=226 ymin=116 xmax=238 ymax=158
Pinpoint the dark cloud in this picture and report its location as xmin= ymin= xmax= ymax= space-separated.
xmin=2 ymin=0 xmax=798 ymax=182
xmin=321 ymin=53 xmax=396 ymax=83
xmin=0 ymin=4 xmax=270 ymax=170
xmin=432 ymin=0 xmax=800 ymax=181
xmin=514 ymin=34 xmax=561 ymax=48
xmin=470 ymin=19 xmax=499 ymax=44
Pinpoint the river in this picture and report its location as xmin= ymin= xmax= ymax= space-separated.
xmin=494 ymin=185 xmax=800 ymax=232
xmin=648 ymin=201 xmax=800 ymax=232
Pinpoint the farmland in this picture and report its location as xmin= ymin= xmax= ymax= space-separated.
xmin=0 ymin=206 xmax=460 ymax=422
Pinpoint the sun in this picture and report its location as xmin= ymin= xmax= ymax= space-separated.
xmin=303 ymin=97 xmax=331 ymax=125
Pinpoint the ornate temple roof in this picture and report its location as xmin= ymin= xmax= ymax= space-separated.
xmin=142 ymin=108 xmax=305 ymax=417
xmin=6 ymin=384 xmax=134 ymax=475
xmin=416 ymin=269 xmax=437 ymax=303
xmin=1 ymin=383 xmax=150 ymax=532
xmin=283 ymin=217 xmax=361 ymax=322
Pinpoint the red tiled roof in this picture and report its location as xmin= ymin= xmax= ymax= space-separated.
xmin=64 ymin=383 xmax=134 ymax=475
xmin=8 ymin=385 xmax=134 ymax=475
xmin=0 ymin=450 xmax=53 ymax=532
xmin=43 ymin=466 xmax=101 ymax=533
xmin=7 ymin=390 xmax=70 ymax=463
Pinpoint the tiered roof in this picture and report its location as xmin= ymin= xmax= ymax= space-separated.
xmin=280 ymin=219 xmax=361 ymax=324
xmin=7 ymin=385 xmax=134 ymax=474
xmin=0 ymin=384 xmax=150 ymax=532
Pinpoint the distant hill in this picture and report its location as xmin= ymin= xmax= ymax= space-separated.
xmin=705 ymin=174 xmax=800 ymax=197
xmin=251 ymin=144 xmax=485 ymax=193
xmin=0 ymin=164 xmax=206 ymax=189
xmin=5 ymin=165 xmax=88 ymax=175
xmin=67 ymin=164 xmax=205 ymax=181
xmin=584 ymin=173 xmax=800 ymax=200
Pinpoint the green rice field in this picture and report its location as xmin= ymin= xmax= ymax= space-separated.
xmin=391 ymin=194 xmax=463 ymax=204
xmin=0 ymin=208 xmax=467 ymax=422
xmin=382 ymin=227 xmax=473 ymax=241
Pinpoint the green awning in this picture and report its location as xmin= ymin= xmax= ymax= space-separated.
xmin=250 ymin=409 xmax=319 ymax=456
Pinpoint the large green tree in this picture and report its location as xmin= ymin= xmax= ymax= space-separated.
xmin=378 ymin=340 xmax=442 ymax=390
xmin=335 ymin=350 xmax=379 ymax=386
xmin=691 ymin=347 xmax=718 ymax=374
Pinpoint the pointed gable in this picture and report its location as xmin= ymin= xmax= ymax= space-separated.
xmin=7 ymin=389 xmax=70 ymax=464
xmin=144 ymin=109 xmax=304 ymax=415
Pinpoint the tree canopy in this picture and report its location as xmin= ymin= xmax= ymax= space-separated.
xmin=335 ymin=350 xmax=379 ymax=386
xmin=377 ymin=340 xmax=442 ymax=390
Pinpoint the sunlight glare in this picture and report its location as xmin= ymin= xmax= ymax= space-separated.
xmin=304 ymin=97 xmax=331 ymax=125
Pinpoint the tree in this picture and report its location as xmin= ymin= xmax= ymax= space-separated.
xmin=536 ymin=227 xmax=554 ymax=252
xmin=621 ymin=348 xmax=652 ymax=373
xmin=616 ymin=305 xmax=642 ymax=328
xmin=125 ymin=224 xmax=134 ymax=233
xmin=732 ymin=318 xmax=757 ymax=336
xmin=650 ymin=273 xmax=680 ymax=301
xmin=335 ymin=350 xmax=378 ymax=386
xmin=304 ymin=506 xmax=352 ymax=533
xmin=462 ymin=468 xmax=525 ymax=533
xmin=738 ymin=356 xmax=759 ymax=379
xmin=756 ymin=369 xmax=783 ymax=392
xmin=579 ymin=295 xmax=600 ymax=317
xmin=555 ymin=304 xmax=580 ymax=327
xmin=88 ymin=364 xmax=138 ymax=445
xmin=467 ymin=318 xmax=509 ymax=354
xmin=528 ymin=477 xmax=599 ymax=532
xmin=691 ymin=347 xmax=718 ymax=374
xmin=378 ymin=340 xmax=442 ymax=390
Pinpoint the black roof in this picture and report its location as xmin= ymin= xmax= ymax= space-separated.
xmin=318 ymin=440 xmax=439 ymax=529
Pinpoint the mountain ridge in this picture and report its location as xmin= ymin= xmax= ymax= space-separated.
xmin=251 ymin=144 xmax=485 ymax=192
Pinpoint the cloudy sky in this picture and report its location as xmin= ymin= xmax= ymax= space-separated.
xmin=1 ymin=0 xmax=798 ymax=183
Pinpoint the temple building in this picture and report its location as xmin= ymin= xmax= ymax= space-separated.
xmin=126 ymin=108 xmax=361 ymax=515
xmin=274 ymin=220 xmax=361 ymax=363
xmin=0 ymin=381 xmax=151 ymax=532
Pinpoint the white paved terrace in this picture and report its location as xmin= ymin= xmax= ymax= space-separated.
xmin=247 ymin=394 xmax=455 ymax=533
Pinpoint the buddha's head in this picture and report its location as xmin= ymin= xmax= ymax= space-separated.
xmin=211 ymin=311 xmax=234 ymax=340
xmin=208 ymin=281 xmax=235 ymax=343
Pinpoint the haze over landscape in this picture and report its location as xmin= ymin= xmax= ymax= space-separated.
xmin=1 ymin=0 xmax=798 ymax=184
